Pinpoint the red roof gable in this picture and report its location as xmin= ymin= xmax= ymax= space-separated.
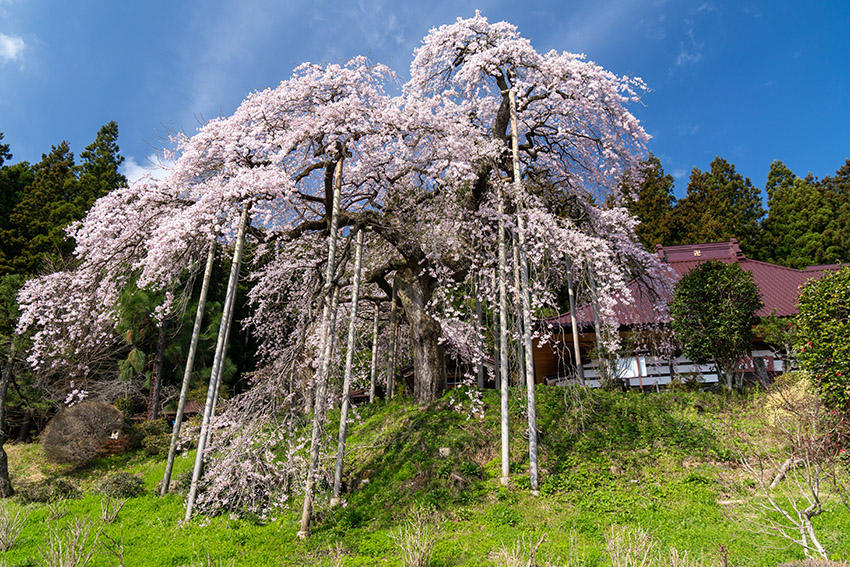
xmin=541 ymin=240 xmax=841 ymax=330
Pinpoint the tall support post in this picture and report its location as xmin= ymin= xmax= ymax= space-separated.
xmin=565 ymin=260 xmax=585 ymax=385
xmin=385 ymin=282 xmax=398 ymax=400
xmin=497 ymin=185 xmax=511 ymax=486
xmin=512 ymin=239 xmax=525 ymax=385
xmin=161 ymin=241 xmax=216 ymax=496
xmin=368 ymin=306 xmax=380 ymax=403
xmin=491 ymin=268 xmax=501 ymax=390
xmin=185 ymin=204 xmax=249 ymax=521
xmin=211 ymin=271 xmax=246 ymax=422
xmin=587 ymin=270 xmax=609 ymax=385
xmin=298 ymin=156 xmax=344 ymax=539
xmin=331 ymin=229 xmax=365 ymax=506
xmin=509 ymin=85 xmax=539 ymax=493
xmin=475 ymin=274 xmax=485 ymax=389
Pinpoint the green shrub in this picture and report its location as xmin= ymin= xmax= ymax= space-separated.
xmin=795 ymin=266 xmax=850 ymax=411
xmin=94 ymin=472 xmax=145 ymax=498
xmin=137 ymin=418 xmax=172 ymax=456
xmin=15 ymin=477 xmax=80 ymax=504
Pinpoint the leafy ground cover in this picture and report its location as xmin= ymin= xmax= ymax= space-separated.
xmin=2 ymin=381 xmax=849 ymax=566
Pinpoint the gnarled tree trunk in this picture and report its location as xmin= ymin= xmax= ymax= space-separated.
xmin=395 ymin=267 xmax=445 ymax=404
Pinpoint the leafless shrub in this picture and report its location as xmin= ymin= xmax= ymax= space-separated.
xmin=100 ymin=531 xmax=126 ymax=567
xmin=46 ymin=499 xmax=68 ymax=521
xmin=42 ymin=401 xmax=124 ymax=465
xmin=37 ymin=517 xmax=101 ymax=567
xmin=99 ymin=495 xmax=127 ymax=524
xmin=389 ymin=507 xmax=443 ymax=567
xmin=492 ymin=534 xmax=548 ymax=567
xmin=190 ymin=546 xmax=237 ymax=567
xmin=605 ymin=525 xmax=657 ymax=567
xmin=0 ymin=501 xmax=28 ymax=551
xmin=604 ymin=526 xmax=708 ymax=567
xmin=735 ymin=376 xmax=850 ymax=560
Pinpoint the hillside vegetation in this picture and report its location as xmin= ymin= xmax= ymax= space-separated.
xmin=2 ymin=377 xmax=849 ymax=566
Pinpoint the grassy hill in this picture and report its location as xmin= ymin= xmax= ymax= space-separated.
xmin=2 ymin=376 xmax=849 ymax=566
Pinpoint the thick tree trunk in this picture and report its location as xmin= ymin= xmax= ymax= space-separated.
xmin=0 ymin=344 xmax=16 ymax=497
xmin=395 ymin=267 xmax=445 ymax=404
xmin=147 ymin=320 xmax=168 ymax=421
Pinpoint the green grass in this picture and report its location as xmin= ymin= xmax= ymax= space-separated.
xmin=3 ymin=384 xmax=849 ymax=566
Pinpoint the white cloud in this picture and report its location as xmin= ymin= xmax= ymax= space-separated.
xmin=121 ymin=155 xmax=173 ymax=183
xmin=676 ymin=50 xmax=703 ymax=66
xmin=0 ymin=32 xmax=24 ymax=64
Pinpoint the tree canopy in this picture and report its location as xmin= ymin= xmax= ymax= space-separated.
xmin=670 ymin=157 xmax=764 ymax=254
xmin=669 ymin=261 xmax=763 ymax=389
xmin=17 ymin=13 xmax=666 ymax=406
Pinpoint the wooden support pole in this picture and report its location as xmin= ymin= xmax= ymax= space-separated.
xmin=368 ymin=306 xmax=380 ymax=403
xmin=509 ymin=85 xmax=539 ymax=493
xmin=298 ymin=155 xmax=344 ymax=539
xmin=331 ymin=229 xmax=365 ymax=505
xmin=565 ymin=260 xmax=585 ymax=385
xmin=185 ymin=205 xmax=249 ymax=521
xmin=161 ymin=241 xmax=216 ymax=496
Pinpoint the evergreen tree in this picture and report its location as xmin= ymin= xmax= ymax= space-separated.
xmin=78 ymin=121 xmax=127 ymax=210
xmin=622 ymin=154 xmax=676 ymax=250
xmin=0 ymin=133 xmax=9 ymax=168
xmin=670 ymin=157 xmax=764 ymax=253
xmin=0 ymin=135 xmax=34 ymax=273
xmin=1 ymin=123 xmax=126 ymax=276
xmin=756 ymin=161 xmax=834 ymax=268
xmin=4 ymin=142 xmax=79 ymax=274
xmin=821 ymin=159 xmax=850 ymax=264
xmin=670 ymin=261 xmax=763 ymax=390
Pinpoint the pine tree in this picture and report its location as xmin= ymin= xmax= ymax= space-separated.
xmin=670 ymin=157 xmax=764 ymax=252
xmin=756 ymin=161 xmax=834 ymax=267
xmin=1 ymin=123 xmax=126 ymax=276
xmin=821 ymin=159 xmax=850 ymax=264
xmin=623 ymin=154 xmax=676 ymax=250
xmin=0 ymin=135 xmax=34 ymax=273
xmin=78 ymin=121 xmax=127 ymax=210
xmin=5 ymin=142 xmax=79 ymax=274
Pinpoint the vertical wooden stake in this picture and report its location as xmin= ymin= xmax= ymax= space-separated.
xmin=509 ymin=85 xmax=539 ymax=493
xmin=331 ymin=229 xmax=365 ymax=505
xmin=185 ymin=204 xmax=249 ymax=521
xmin=368 ymin=306 xmax=380 ymax=403
xmin=298 ymin=155 xmax=344 ymax=539
xmin=161 ymin=241 xmax=216 ymax=496
xmin=565 ymin=260 xmax=585 ymax=385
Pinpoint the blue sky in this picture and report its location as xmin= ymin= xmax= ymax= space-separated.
xmin=1 ymin=0 xmax=848 ymax=197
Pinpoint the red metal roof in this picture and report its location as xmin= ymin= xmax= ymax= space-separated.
xmin=540 ymin=239 xmax=842 ymax=330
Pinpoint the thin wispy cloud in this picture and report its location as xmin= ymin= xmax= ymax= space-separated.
xmin=675 ymin=2 xmax=714 ymax=67
xmin=121 ymin=155 xmax=173 ymax=183
xmin=0 ymin=32 xmax=24 ymax=64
